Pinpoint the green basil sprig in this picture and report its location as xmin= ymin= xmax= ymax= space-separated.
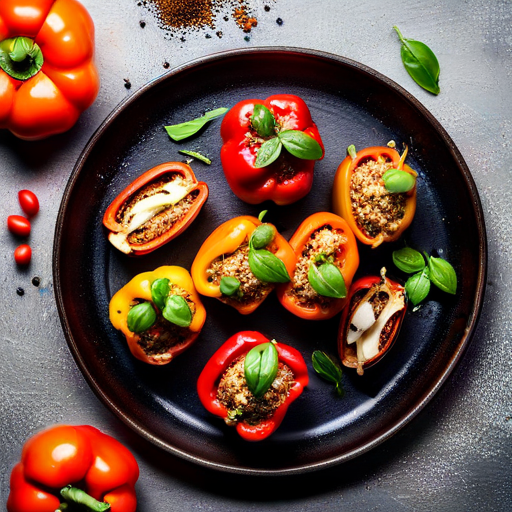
xmin=278 ymin=130 xmax=323 ymax=160
xmin=127 ymin=302 xmax=157 ymax=333
xmin=392 ymin=246 xmax=457 ymax=306
xmin=251 ymin=104 xmax=276 ymax=138
xmin=151 ymin=278 xmax=170 ymax=310
xmin=244 ymin=342 xmax=279 ymax=398
xmin=178 ymin=150 xmax=212 ymax=165
xmin=219 ymin=276 xmax=241 ymax=297
xmin=308 ymin=260 xmax=346 ymax=298
xmin=255 ymin=137 xmax=282 ymax=168
xmin=0 ymin=36 xmax=44 ymax=81
xmin=250 ymin=223 xmax=276 ymax=250
xmin=165 ymin=107 xmax=228 ymax=141
xmin=382 ymin=168 xmax=416 ymax=193
xmin=393 ymin=26 xmax=440 ymax=95
xmin=405 ymin=266 xmax=431 ymax=306
xmin=162 ymin=295 xmax=192 ymax=328
xmin=248 ymin=248 xmax=290 ymax=283
xmin=311 ymin=351 xmax=344 ymax=397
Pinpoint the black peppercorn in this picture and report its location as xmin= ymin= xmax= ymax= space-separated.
xmin=32 ymin=276 xmax=40 ymax=287
xmin=276 ymin=18 xmax=283 ymax=25
xmin=16 ymin=287 xmax=24 ymax=296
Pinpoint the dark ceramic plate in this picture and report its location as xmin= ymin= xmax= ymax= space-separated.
xmin=53 ymin=48 xmax=486 ymax=475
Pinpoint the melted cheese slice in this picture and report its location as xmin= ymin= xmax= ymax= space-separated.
xmin=109 ymin=177 xmax=195 ymax=253
xmin=356 ymin=292 xmax=405 ymax=362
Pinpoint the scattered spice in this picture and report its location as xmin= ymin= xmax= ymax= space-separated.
xmin=124 ymin=78 xmax=132 ymax=89
xmin=16 ymin=287 xmax=24 ymax=296
xmin=142 ymin=0 xmax=261 ymax=33
xmin=205 ymin=33 xmax=212 ymax=38
xmin=32 ymin=276 xmax=40 ymax=287
xmin=139 ymin=20 xmax=146 ymax=28
xmin=276 ymin=17 xmax=283 ymax=25
xmin=163 ymin=61 xmax=170 ymax=68
xmin=216 ymin=30 xmax=223 ymax=38
xmin=264 ymin=5 xmax=270 ymax=11
xmin=244 ymin=35 xmax=250 ymax=42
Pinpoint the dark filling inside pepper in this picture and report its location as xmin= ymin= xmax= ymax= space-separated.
xmin=116 ymin=173 xmax=198 ymax=245
xmin=350 ymin=158 xmax=407 ymax=239
xmin=289 ymin=225 xmax=347 ymax=309
xmin=132 ymin=286 xmax=196 ymax=358
xmin=217 ymin=355 xmax=295 ymax=426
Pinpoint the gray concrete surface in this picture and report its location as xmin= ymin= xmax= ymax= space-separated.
xmin=1 ymin=0 xmax=511 ymax=510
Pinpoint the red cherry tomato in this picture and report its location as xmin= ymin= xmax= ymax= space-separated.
xmin=18 ymin=190 xmax=39 ymax=217
xmin=7 ymin=215 xmax=31 ymax=237
xmin=14 ymin=245 xmax=31 ymax=265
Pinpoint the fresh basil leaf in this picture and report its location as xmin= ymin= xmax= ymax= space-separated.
xmin=254 ymin=137 xmax=282 ymax=168
xmin=393 ymin=26 xmax=440 ymax=95
xmin=151 ymin=278 xmax=170 ymax=310
xmin=251 ymin=104 xmax=276 ymax=138
xmin=178 ymin=150 xmax=211 ymax=165
xmin=219 ymin=276 xmax=241 ymax=297
xmin=244 ymin=342 xmax=279 ymax=398
xmin=312 ymin=351 xmax=344 ymax=397
xmin=258 ymin=210 xmax=268 ymax=222
xmin=278 ymin=130 xmax=323 ymax=160
xmin=405 ymin=267 xmax=431 ymax=306
xmin=308 ymin=262 xmax=347 ymax=299
xmin=347 ymin=144 xmax=357 ymax=159
xmin=248 ymin=248 xmax=290 ymax=283
xmin=0 ymin=37 xmax=43 ymax=81
xmin=162 ymin=295 xmax=192 ymax=328
xmin=392 ymin=247 xmax=425 ymax=273
xmin=127 ymin=302 xmax=157 ymax=333
xmin=382 ymin=168 xmax=416 ymax=193
xmin=164 ymin=107 xmax=228 ymax=141
xmin=428 ymin=255 xmax=457 ymax=295
xmin=250 ymin=224 xmax=275 ymax=250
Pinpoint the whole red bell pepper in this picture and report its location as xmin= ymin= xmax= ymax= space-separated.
xmin=7 ymin=424 xmax=139 ymax=512
xmin=220 ymin=94 xmax=325 ymax=205
xmin=197 ymin=331 xmax=309 ymax=441
xmin=0 ymin=0 xmax=100 ymax=140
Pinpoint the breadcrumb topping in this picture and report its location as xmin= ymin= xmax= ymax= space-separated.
xmin=350 ymin=159 xmax=406 ymax=238
xmin=217 ymin=355 xmax=295 ymax=426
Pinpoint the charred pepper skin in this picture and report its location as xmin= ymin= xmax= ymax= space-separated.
xmin=0 ymin=0 xmax=100 ymax=140
xmin=332 ymin=146 xmax=417 ymax=248
xmin=109 ymin=265 xmax=207 ymax=365
xmin=276 ymin=212 xmax=360 ymax=321
xmin=103 ymin=161 xmax=208 ymax=256
xmin=220 ymin=94 xmax=325 ymax=205
xmin=6 ymin=424 xmax=139 ymax=512
xmin=197 ymin=331 xmax=309 ymax=441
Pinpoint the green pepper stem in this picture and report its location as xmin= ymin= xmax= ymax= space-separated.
xmin=0 ymin=36 xmax=44 ymax=81
xmin=59 ymin=486 xmax=111 ymax=512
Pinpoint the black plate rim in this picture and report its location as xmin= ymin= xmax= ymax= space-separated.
xmin=53 ymin=46 xmax=487 ymax=476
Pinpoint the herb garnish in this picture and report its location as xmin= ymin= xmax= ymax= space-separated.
xmin=392 ymin=246 xmax=457 ymax=306
xmin=393 ymin=26 xmax=440 ymax=95
xmin=244 ymin=341 xmax=279 ymax=398
xmin=165 ymin=107 xmax=228 ymax=141
xmin=308 ymin=255 xmax=347 ymax=299
xmin=178 ymin=150 xmax=212 ymax=165
xmin=311 ymin=351 xmax=344 ymax=397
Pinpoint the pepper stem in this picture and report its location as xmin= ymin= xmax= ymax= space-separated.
xmin=58 ymin=486 xmax=111 ymax=512
xmin=0 ymin=36 xmax=44 ymax=81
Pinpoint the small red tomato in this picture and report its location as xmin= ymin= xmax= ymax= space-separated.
xmin=18 ymin=190 xmax=39 ymax=217
xmin=14 ymin=245 xmax=31 ymax=265
xmin=7 ymin=215 xmax=31 ymax=237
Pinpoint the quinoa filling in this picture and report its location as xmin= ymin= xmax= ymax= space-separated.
xmin=132 ymin=285 xmax=196 ymax=357
xmin=116 ymin=173 xmax=197 ymax=245
xmin=350 ymin=158 xmax=406 ymax=239
xmin=206 ymin=242 xmax=273 ymax=304
xmin=217 ymin=355 xmax=295 ymax=426
xmin=289 ymin=225 xmax=347 ymax=309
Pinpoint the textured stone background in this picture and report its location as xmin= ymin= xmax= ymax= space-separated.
xmin=1 ymin=0 xmax=511 ymax=510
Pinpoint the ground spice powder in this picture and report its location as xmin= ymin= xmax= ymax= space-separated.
xmin=140 ymin=0 xmax=260 ymax=32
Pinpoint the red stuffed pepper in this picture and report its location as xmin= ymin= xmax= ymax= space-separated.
xmin=338 ymin=268 xmax=407 ymax=375
xmin=197 ymin=331 xmax=309 ymax=441
xmin=103 ymin=162 xmax=208 ymax=256
xmin=220 ymin=94 xmax=325 ymax=205
xmin=7 ymin=424 xmax=139 ymax=512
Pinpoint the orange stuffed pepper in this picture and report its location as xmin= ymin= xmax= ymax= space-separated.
xmin=276 ymin=212 xmax=359 ymax=320
xmin=109 ymin=266 xmax=206 ymax=365
xmin=191 ymin=214 xmax=296 ymax=315
xmin=332 ymin=146 xmax=417 ymax=248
